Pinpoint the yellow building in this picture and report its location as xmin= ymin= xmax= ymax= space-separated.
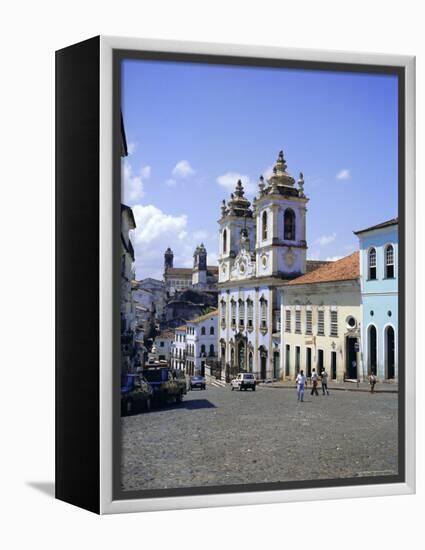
xmin=280 ymin=252 xmax=362 ymax=382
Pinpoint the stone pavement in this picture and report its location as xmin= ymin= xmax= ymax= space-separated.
xmin=258 ymin=379 xmax=398 ymax=393
xmin=121 ymin=384 xmax=398 ymax=492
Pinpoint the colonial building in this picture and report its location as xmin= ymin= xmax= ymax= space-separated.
xmin=354 ymin=218 xmax=398 ymax=381
xmin=163 ymin=246 xmax=218 ymax=296
xmin=218 ymin=151 xmax=311 ymax=380
xmin=153 ymin=329 xmax=175 ymax=362
xmin=281 ymin=252 xmax=361 ymax=382
xmin=120 ymin=115 xmax=138 ymax=375
xmin=120 ymin=203 xmax=137 ymax=374
xmin=171 ymin=325 xmax=187 ymax=371
xmin=185 ymin=310 xmax=218 ymax=376
xmin=134 ymin=277 xmax=166 ymax=319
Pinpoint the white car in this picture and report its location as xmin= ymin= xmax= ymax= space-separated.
xmin=230 ymin=372 xmax=256 ymax=391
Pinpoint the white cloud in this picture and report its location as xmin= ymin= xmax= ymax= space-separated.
xmin=140 ymin=165 xmax=151 ymax=179
xmin=216 ymin=172 xmax=256 ymax=195
xmin=130 ymin=205 xmax=218 ymax=280
xmin=132 ymin=204 xmax=187 ymax=245
xmin=262 ymin=165 xmax=274 ymax=180
xmin=336 ymin=168 xmax=351 ymax=180
xmin=165 ymin=178 xmax=177 ymax=187
xmin=131 ymin=204 xmax=188 ymax=279
xmin=325 ymin=255 xmax=343 ymax=262
xmin=315 ymin=232 xmax=337 ymax=246
xmin=127 ymin=142 xmax=136 ymax=155
xmin=172 ymin=160 xmax=195 ymax=178
xmin=121 ymin=159 xmax=152 ymax=205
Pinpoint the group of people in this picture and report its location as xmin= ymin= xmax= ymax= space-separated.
xmin=295 ymin=369 xmax=379 ymax=401
xmin=295 ymin=368 xmax=329 ymax=402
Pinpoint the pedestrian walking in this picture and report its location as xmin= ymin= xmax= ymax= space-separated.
xmin=311 ymin=368 xmax=319 ymax=396
xmin=369 ymin=372 xmax=377 ymax=393
xmin=321 ymin=369 xmax=330 ymax=395
xmin=296 ymin=369 xmax=306 ymax=402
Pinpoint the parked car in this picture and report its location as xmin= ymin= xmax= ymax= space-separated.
xmin=143 ymin=366 xmax=187 ymax=404
xmin=121 ymin=373 xmax=153 ymax=416
xmin=231 ymin=372 xmax=256 ymax=391
xmin=190 ymin=375 xmax=206 ymax=390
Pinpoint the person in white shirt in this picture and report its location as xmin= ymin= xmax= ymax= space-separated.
xmin=296 ymin=369 xmax=306 ymax=402
xmin=321 ymin=369 xmax=330 ymax=395
xmin=311 ymin=368 xmax=319 ymax=396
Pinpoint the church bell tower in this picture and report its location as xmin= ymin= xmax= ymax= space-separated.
xmin=254 ymin=151 xmax=308 ymax=278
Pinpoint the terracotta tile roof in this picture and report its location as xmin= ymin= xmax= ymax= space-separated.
xmin=156 ymin=330 xmax=175 ymax=340
xmin=306 ymin=259 xmax=333 ymax=273
xmin=187 ymin=309 xmax=218 ymax=324
xmin=166 ymin=268 xmax=192 ymax=276
xmin=288 ymin=252 xmax=359 ymax=285
xmin=166 ymin=266 xmax=219 ymax=276
xmin=353 ymin=217 xmax=398 ymax=235
xmin=175 ymin=325 xmax=187 ymax=332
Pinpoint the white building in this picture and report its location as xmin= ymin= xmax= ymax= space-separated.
xmin=185 ymin=310 xmax=218 ymax=375
xmin=171 ymin=325 xmax=187 ymax=371
xmin=218 ymin=151 xmax=309 ymax=381
xmin=135 ymin=277 xmax=166 ymax=318
xmin=280 ymin=252 xmax=361 ymax=382
xmin=154 ymin=329 xmax=174 ymax=362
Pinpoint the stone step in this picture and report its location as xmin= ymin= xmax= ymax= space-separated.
xmin=209 ymin=379 xmax=227 ymax=388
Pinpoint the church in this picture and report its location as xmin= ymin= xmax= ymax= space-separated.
xmin=163 ymin=245 xmax=218 ymax=296
xmin=218 ymin=150 xmax=327 ymax=380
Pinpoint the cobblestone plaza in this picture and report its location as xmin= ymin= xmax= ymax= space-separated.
xmin=121 ymin=385 xmax=398 ymax=492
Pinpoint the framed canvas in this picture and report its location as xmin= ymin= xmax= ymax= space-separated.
xmin=55 ymin=35 xmax=415 ymax=514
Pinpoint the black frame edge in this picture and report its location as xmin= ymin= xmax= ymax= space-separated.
xmin=55 ymin=35 xmax=101 ymax=514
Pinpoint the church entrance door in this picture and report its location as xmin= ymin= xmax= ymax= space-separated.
xmin=260 ymin=355 xmax=267 ymax=380
xmin=238 ymin=341 xmax=245 ymax=372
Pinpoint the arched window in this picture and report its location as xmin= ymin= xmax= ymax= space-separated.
xmin=385 ymin=326 xmax=395 ymax=379
xmin=209 ymin=344 xmax=215 ymax=356
xmin=201 ymin=344 xmax=206 ymax=355
xmin=284 ymin=209 xmax=296 ymax=240
xmin=262 ymin=211 xmax=268 ymax=240
xmin=201 ymin=326 xmax=206 ymax=335
xmin=385 ymin=244 xmax=394 ymax=278
xmin=210 ymin=326 xmax=214 ymax=335
xmin=368 ymin=247 xmax=377 ymax=280
xmin=368 ymin=325 xmax=377 ymax=375
xmin=223 ymin=229 xmax=227 ymax=254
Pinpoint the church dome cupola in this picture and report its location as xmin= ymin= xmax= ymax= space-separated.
xmin=266 ymin=150 xmax=296 ymax=191
xmin=221 ymin=179 xmax=253 ymax=219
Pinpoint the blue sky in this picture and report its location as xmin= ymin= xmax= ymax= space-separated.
xmin=121 ymin=59 xmax=398 ymax=280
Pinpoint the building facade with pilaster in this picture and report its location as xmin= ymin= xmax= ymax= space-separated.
xmin=280 ymin=253 xmax=361 ymax=382
xmin=355 ymin=218 xmax=398 ymax=382
xmin=185 ymin=310 xmax=218 ymax=376
xmin=218 ymin=151 xmax=309 ymax=380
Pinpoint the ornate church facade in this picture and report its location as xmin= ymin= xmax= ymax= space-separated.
xmin=218 ymin=151 xmax=309 ymax=380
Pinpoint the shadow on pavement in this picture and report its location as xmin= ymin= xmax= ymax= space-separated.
xmin=151 ymin=399 xmax=217 ymax=412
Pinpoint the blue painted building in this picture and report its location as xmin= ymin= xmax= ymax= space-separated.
xmin=354 ymin=219 xmax=398 ymax=381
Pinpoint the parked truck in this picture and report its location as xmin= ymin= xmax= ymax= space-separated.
xmin=143 ymin=366 xmax=187 ymax=404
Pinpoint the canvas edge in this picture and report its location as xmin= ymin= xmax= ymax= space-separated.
xmin=99 ymin=35 xmax=416 ymax=515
